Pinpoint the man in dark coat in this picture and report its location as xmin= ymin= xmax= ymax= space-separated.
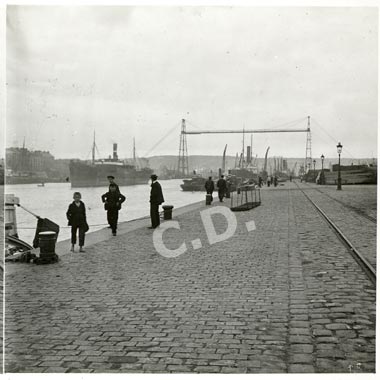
xmin=216 ymin=175 xmax=227 ymax=202
xmin=101 ymin=184 xmax=126 ymax=236
xmin=149 ymin=174 xmax=164 ymax=229
xmin=205 ymin=177 xmax=214 ymax=199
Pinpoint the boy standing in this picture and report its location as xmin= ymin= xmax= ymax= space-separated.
xmin=102 ymin=184 xmax=126 ymax=236
xmin=66 ymin=192 xmax=88 ymax=252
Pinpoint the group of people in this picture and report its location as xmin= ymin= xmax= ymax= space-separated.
xmin=66 ymin=174 xmax=164 ymax=252
xmin=204 ymin=175 xmax=228 ymax=203
xmin=266 ymin=175 xmax=278 ymax=187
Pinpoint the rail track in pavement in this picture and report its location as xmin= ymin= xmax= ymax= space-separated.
xmin=305 ymin=184 xmax=376 ymax=224
xmin=294 ymin=181 xmax=376 ymax=285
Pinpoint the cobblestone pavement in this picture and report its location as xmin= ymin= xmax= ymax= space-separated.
xmin=297 ymin=182 xmax=377 ymax=270
xmin=304 ymin=183 xmax=377 ymax=221
xmin=5 ymin=182 xmax=376 ymax=373
xmin=0 ymin=186 xmax=4 ymax=371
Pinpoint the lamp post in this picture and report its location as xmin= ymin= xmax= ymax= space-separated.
xmin=337 ymin=142 xmax=343 ymax=190
xmin=313 ymin=159 xmax=316 ymax=182
xmin=320 ymin=154 xmax=325 ymax=185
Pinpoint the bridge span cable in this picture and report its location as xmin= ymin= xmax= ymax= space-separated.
xmin=143 ymin=121 xmax=181 ymax=157
xmin=313 ymin=119 xmax=355 ymax=159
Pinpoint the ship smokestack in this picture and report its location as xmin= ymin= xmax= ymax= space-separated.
xmin=246 ymin=146 xmax=251 ymax=164
xmin=113 ymin=143 xmax=118 ymax=160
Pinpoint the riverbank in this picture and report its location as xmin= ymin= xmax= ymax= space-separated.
xmin=5 ymin=182 xmax=376 ymax=373
xmin=5 ymin=179 xmax=205 ymax=244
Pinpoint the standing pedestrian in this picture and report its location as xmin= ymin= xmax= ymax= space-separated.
xmin=216 ymin=175 xmax=227 ymax=202
xmin=66 ymin=192 xmax=89 ymax=253
xmin=149 ymin=174 xmax=164 ymax=229
xmin=106 ymin=176 xmax=120 ymax=228
xmin=101 ymin=184 xmax=126 ymax=236
xmin=274 ymin=176 xmax=278 ymax=187
xmin=205 ymin=176 xmax=214 ymax=202
xmin=267 ymin=176 xmax=271 ymax=187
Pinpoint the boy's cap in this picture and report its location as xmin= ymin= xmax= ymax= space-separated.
xmin=150 ymin=174 xmax=158 ymax=180
xmin=107 ymin=175 xmax=115 ymax=179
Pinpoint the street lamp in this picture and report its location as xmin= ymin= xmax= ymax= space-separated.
xmin=320 ymin=154 xmax=325 ymax=185
xmin=337 ymin=142 xmax=343 ymax=190
xmin=313 ymin=159 xmax=316 ymax=182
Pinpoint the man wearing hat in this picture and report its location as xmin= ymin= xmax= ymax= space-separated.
xmin=149 ymin=174 xmax=164 ymax=229
xmin=107 ymin=175 xmax=120 ymax=193
xmin=106 ymin=176 xmax=120 ymax=228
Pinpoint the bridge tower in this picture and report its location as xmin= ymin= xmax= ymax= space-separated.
xmin=177 ymin=119 xmax=189 ymax=176
xmin=305 ymin=116 xmax=312 ymax=172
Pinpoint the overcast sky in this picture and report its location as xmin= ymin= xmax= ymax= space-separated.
xmin=6 ymin=6 xmax=378 ymax=159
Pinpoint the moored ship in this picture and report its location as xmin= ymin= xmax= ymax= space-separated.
xmin=69 ymin=137 xmax=153 ymax=188
xmin=317 ymin=164 xmax=377 ymax=185
xmin=180 ymin=175 xmax=207 ymax=191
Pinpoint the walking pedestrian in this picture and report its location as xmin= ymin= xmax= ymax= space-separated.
xmin=274 ymin=176 xmax=278 ymax=187
xmin=101 ymin=184 xmax=126 ymax=236
xmin=217 ymin=175 xmax=227 ymax=202
xmin=149 ymin=174 xmax=164 ymax=229
xmin=205 ymin=176 xmax=214 ymax=202
xmin=267 ymin=176 xmax=271 ymax=187
xmin=66 ymin=192 xmax=89 ymax=253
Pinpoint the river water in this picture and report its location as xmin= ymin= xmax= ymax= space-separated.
xmin=6 ymin=179 xmax=204 ymax=244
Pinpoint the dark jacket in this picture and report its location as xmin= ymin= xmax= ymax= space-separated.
xmin=67 ymin=201 xmax=87 ymax=227
xmin=150 ymin=181 xmax=164 ymax=205
xmin=101 ymin=191 xmax=126 ymax=210
xmin=205 ymin=179 xmax=214 ymax=192
xmin=217 ymin=178 xmax=227 ymax=191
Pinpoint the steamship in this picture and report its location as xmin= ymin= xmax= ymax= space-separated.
xmin=69 ymin=139 xmax=153 ymax=188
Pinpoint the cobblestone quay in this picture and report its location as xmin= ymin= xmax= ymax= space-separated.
xmin=5 ymin=182 xmax=376 ymax=373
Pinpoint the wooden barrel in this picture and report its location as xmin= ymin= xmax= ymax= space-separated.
xmin=39 ymin=231 xmax=56 ymax=254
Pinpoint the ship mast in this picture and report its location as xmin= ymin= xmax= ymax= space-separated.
xmin=133 ymin=137 xmax=136 ymax=164
xmin=250 ymin=133 xmax=253 ymax=165
xmin=92 ymin=131 xmax=96 ymax=164
xmin=242 ymin=126 xmax=245 ymax=167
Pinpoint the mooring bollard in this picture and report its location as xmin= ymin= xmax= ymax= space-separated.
xmin=36 ymin=231 xmax=58 ymax=264
xmin=206 ymin=194 xmax=212 ymax=205
xmin=162 ymin=205 xmax=174 ymax=220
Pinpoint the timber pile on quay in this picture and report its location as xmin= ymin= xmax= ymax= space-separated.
xmin=4 ymin=181 xmax=376 ymax=373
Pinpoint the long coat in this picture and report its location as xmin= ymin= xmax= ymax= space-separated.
xmin=150 ymin=181 xmax=164 ymax=205
xmin=66 ymin=201 xmax=87 ymax=227
xmin=217 ymin=178 xmax=227 ymax=191
xmin=205 ymin=179 xmax=215 ymax=192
